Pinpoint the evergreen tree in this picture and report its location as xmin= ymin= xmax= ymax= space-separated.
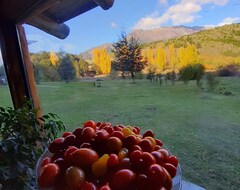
xmin=112 ymin=32 xmax=146 ymax=81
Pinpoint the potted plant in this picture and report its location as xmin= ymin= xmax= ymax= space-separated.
xmin=0 ymin=101 xmax=65 ymax=190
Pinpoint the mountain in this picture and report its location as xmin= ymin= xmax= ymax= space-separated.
xmin=128 ymin=26 xmax=203 ymax=44
xmin=79 ymin=43 xmax=113 ymax=60
xmin=79 ymin=26 xmax=203 ymax=60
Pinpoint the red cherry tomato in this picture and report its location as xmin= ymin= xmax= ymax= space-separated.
xmin=81 ymin=181 xmax=97 ymax=190
xmin=147 ymin=164 xmax=166 ymax=188
xmin=107 ymin=154 xmax=119 ymax=169
xmin=167 ymin=155 xmax=178 ymax=167
xmin=65 ymin=166 xmax=85 ymax=188
xmin=99 ymin=184 xmax=111 ymax=190
xmin=73 ymin=127 xmax=83 ymax=138
xmin=62 ymin=132 xmax=72 ymax=138
xmin=129 ymin=150 xmax=142 ymax=163
xmin=64 ymin=134 xmax=76 ymax=147
xmin=111 ymin=131 xmax=125 ymax=140
xmin=84 ymin=120 xmax=97 ymax=131
xmin=71 ymin=148 xmax=99 ymax=169
xmin=163 ymin=163 xmax=177 ymax=178
xmin=113 ymin=125 xmax=122 ymax=131
xmin=141 ymin=152 xmax=156 ymax=172
xmin=40 ymin=157 xmax=51 ymax=168
xmin=136 ymin=174 xmax=148 ymax=190
xmin=151 ymin=151 xmax=165 ymax=165
xmin=138 ymin=139 xmax=154 ymax=152
xmin=162 ymin=167 xmax=172 ymax=190
xmin=107 ymin=137 xmax=122 ymax=152
xmin=81 ymin=127 xmax=96 ymax=143
xmin=155 ymin=138 xmax=164 ymax=146
xmin=157 ymin=148 xmax=170 ymax=162
xmin=48 ymin=137 xmax=65 ymax=153
xmin=38 ymin=163 xmax=60 ymax=188
xmin=133 ymin=126 xmax=140 ymax=134
xmin=142 ymin=130 xmax=154 ymax=138
xmin=109 ymin=169 xmax=136 ymax=190
xmin=118 ymin=157 xmax=132 ymax=170
xmin=64 ymin=146 xmax=78 ymax=161
xmin=122 ymin=135 xmax=137 ymax=150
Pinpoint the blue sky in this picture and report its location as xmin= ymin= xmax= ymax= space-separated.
xmin=1 ymin=0 xmax=240 ymax=64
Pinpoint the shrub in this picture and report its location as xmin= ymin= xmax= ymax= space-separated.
xmin=135 ymin=72 xmax=144 ymax=79
xmin=206 ymin=73 xmax=219 ymax=91
xmin=179 ymin=63 xmax=205 ymax=86
xmin=217 ymin=64 xmax=240 ymax=77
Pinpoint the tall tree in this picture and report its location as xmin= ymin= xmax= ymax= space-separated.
xmin=93 ymin=48 xmax=111 ymax=74
xmin=58 ymin=52 xmax=76 ymax=83
xmin=178 ymin=44 xmax=198 ymax=68
xmin=112 ymin=32 xmax=146 ymax=81
xmin=156 ymin=47 xmax=167 ymax=72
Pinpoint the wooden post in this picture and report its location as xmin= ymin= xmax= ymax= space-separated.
xmin=17 ymin=25 xmax=42 ymax=116
xmin=0 ymin=19 xmax=30 ymax=109
xmin=0 ymin=19 xmax=42 ymax=115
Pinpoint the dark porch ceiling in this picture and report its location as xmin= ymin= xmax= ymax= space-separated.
xmin=0 ymin=0 xmax=114 ymax=39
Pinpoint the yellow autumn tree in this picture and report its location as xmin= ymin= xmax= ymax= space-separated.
xmin=178 ymin=44 xmax=198 ymax=68
xmin=156 ymin=47 xmax=167 ymax=72
xmin=168 ymin=44 xmax=178 ymax=72
xmin=93 ymin=48 xmax=111 ymax=74
xmin=49 ymin=51 xmax=59 ymax=67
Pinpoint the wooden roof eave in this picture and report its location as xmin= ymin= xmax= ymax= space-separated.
xmin=17 ymin=0 xmax=114 ymax=39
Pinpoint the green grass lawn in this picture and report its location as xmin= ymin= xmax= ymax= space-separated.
xmin=1 ymin=77 xmax=240 ymax=190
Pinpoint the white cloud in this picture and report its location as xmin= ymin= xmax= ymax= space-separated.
xmin=111 ymin=22 xmax=117 ymax=28
xmin=204 ymin=17 xmax=240 ymax=28
xmin=133 ymin=0 xmax=229 ymax=30
xmin=218 ymin=17 xmax=240 ymax=26
xmin=26 ymin=34 xmax=76 ymax=53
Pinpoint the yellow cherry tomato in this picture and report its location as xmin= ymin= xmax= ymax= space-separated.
xmin=92 ymin=154 xmax=109 ymax=177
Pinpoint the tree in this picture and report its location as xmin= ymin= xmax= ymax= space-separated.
xmin=93 ymin=48 xmax=111 ymax=74
xmin=50 ymin=51 xmax=60 ymax=67
xmin=75 ymin=58 xmax=89 ymax=77
xmin=156 ymin=47 xmax=167 ymax=72
xmin=112 ymin=32 xmax=146 ymax=82
xmin=58 ymin=52 xmax=76 ymax=83
xmin=178 ymin=44 xmax=198 ymax=68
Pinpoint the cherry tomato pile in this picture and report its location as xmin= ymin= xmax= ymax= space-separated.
xmin=37 ymin=120 xmax=179 ymax=190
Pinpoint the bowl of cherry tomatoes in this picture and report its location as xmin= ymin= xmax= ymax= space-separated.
xmin=36 ymin=120 xmax=182 ymax=190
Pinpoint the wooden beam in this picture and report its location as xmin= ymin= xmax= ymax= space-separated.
xmin=27 ymin=15 xmax=70 ymax=39
xmin=0 ymin=19 xmax=31 ymax=109
xmin=94 ymin=0 xmax=114 ymax=10
xmin=17 ymin=0 xmax=62 ymax=24
xmin=17 ymin=25 xmax=42 ymax=116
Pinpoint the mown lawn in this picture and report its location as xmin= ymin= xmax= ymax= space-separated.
xmin=1 ymin=77 xmax=240 ymax=190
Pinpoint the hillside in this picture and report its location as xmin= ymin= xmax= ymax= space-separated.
xmin=79 ymin=26 xmax=202 ymax=60
xmin=146 ymin=23 xmax=240 ymax=67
